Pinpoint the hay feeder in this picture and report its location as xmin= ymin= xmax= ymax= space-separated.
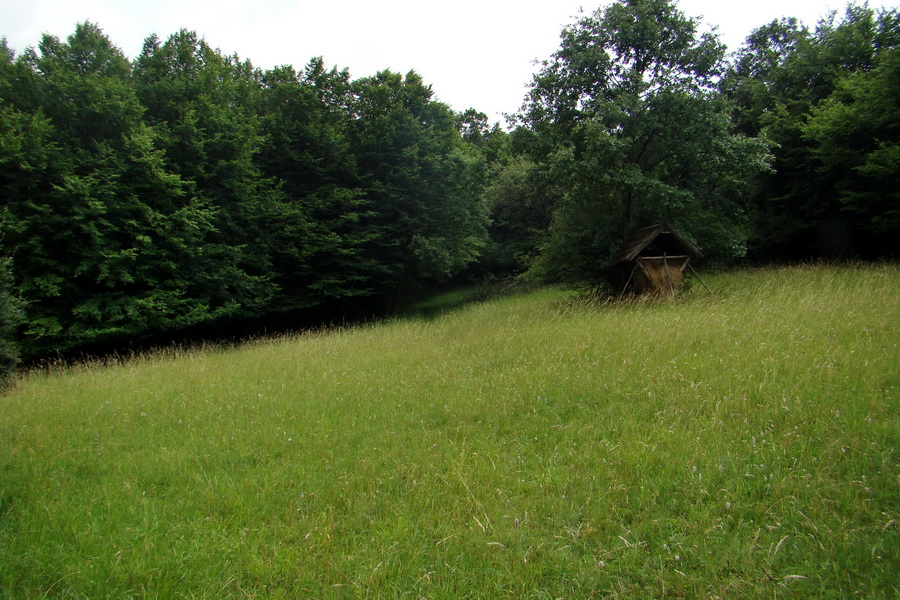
xmin=614 ymin=224 xmax=705 ymax=295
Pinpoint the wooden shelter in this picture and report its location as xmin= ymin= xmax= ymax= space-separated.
xmin=614 ymin=224 xmax=703 ymax=295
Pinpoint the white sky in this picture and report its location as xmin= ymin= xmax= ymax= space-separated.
xmin=1 ymin=0 xmax=894 ymax=123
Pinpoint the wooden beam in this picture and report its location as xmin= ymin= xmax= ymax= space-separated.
xmin=619 ymin=263 xmax=639 ymax=296
xmin=663 ymin=253 xmax=675 ymax=298
xmin=687 ymin=262 xmax=714 ymax=294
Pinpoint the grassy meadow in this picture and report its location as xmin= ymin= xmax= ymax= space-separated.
xmin=0 ymin=263 xmax=898 ymax=598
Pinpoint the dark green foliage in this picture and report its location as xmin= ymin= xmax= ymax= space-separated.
xmin=1 ymin=5 xmax=896 ymax=360
xmin=348 ymin=70 xmax=488 ymax=289
xmin=133 ymin=30 xmax=280 ymax=317
xmin=256 ymin=60 xmax=377 ymax=308
xmin=515 ymin=0 xmax=770 ymax=285
xmin=0 ymin=255 xmax=23 ymax=385
xmin=0 ymin=24 xmax=489 ymax=360
xmin=723 ymin=4 xmax=900 ymax=259
xmin=802 ymin=46 xmax=900 ymax=239
xmin=1 ymin=24 xmax=268 ymax=356
xmin=482 ymin=156 xmax=557 ymax=275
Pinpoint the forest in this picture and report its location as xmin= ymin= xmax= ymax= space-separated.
xmin=1 ymin=0 xmax=898 ymax=372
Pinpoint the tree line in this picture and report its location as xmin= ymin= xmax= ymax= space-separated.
xmin=488 ymin=0 xmax=898 ymax=281
xmin=1 ymin=25 xmax=491 ymax=363
xmin=1 ymin=0 xmax=897 ymax=376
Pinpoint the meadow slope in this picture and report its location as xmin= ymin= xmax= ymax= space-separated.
xmin=1 ymin=264 xmax=898 ymax=598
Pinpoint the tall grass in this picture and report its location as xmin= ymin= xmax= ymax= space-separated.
xmin=1 ymin=263 xmax=897 ymax=598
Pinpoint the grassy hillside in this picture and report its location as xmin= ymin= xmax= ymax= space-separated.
xmin=1 ymin=264 xmax=897 ymax=598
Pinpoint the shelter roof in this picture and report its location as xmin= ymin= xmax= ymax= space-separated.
xmin=614 ymin=223 xmax=703 ymax=264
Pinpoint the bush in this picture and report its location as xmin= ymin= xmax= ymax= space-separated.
xmin=0 ymin=257 xmax=23 ymax=386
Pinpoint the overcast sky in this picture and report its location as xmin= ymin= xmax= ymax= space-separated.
xmin=2 ymin=0 xmax=893 ymax=123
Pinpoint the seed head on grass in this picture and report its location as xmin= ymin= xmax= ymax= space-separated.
xmin=1 ymin=263 xmax=897 ymax=598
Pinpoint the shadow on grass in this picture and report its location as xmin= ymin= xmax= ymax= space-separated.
xmin=396 ymin=276 xmax=540 ymax=320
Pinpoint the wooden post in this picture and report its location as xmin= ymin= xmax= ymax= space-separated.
xmin=663 ymin=252 xmax=675 ymax=298
xmin=636 ymin=260 xmax=653 ymax=293
xmin=687 ymin=262 xmax=714 ymax=294
xmin=619 ymin=263 xmax=638 ymax=296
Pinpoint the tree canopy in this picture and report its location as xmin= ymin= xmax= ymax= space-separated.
xmin=0 ymin=24 xmax=489 ymax=359
xmin=515 ymin=0 xmax=770 ymax=284
xmin=721 ymin=4 xmax=900 ymax=258
xmin=0 ymin=2 xmax=897 ymax=362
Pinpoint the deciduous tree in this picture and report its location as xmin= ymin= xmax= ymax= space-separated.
xmin=348 ymin=71 xmax=488 ymax=294
xmin=518 ymin=0 xmax=768 ymax=284
xmin=723 ymin=4 xmax=899 ymax=258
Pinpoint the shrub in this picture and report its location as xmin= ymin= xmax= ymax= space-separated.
xmin=0 ymin=257 xmax=23 ymax=386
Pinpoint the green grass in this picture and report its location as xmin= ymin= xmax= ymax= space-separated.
xmin=1 ymin=263 xmax=898 ymax=598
